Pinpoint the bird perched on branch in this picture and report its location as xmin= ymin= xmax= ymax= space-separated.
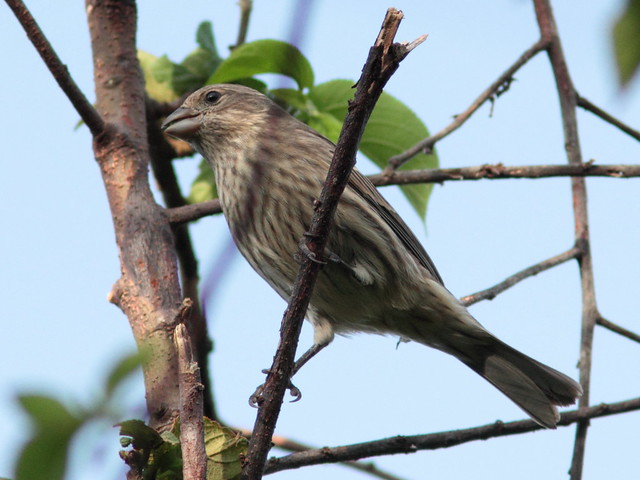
xmin=162 ymin=83 xmax=581 ymax=428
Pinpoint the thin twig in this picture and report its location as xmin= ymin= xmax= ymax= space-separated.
xmin=5 ymin=0 xmax=104 ymax=136
xmin=385 ymin=38 xmax=548 ymax=172
xmin=265 ymin=397 xmax=640 ymax=474
xmin=167 ymin=163 xmax=640 ymax=225
xmin=174 ymin=301 xmax=207 ymax=480
xmin=596 ymin=317 xmax=640 ymax=344
xmin=533 ymin=1 xmax=600 ymax=478
xmin=234 ymin=0 xmax=253 ymax=48
xmin=241 ymin=9 xmax=423 ymax=479
xmin=577 ymin=95 xmax=640 ymax=142
xmin=461 ymin=247 xmax=581 ymax=307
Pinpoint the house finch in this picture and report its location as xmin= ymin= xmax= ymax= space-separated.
xmin=162 ymin=84 xmax=581 ymax=428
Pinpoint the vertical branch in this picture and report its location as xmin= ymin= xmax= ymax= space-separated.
xmin=147 ymin=104 xmax=217 ymax=420
xmin=533 ymin=1 xmax=600 ymax=478
xmin=175 ymin=304 xmax=207 ymax=480
xmin=86 ymin=0 xmax=182 ymax=430
xmin=241 ymin=9 xmax=425 ymax=479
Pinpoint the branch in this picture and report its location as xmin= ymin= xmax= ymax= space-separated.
xmin=147 ymin=99 xmax=217 ymax=420
xmin=234 ymin=0 xmax=253 ymax=48
xmin=235 ymin=429 xmax=408 ymax=480
xmin=371 ymin=163 xmax=640 ymax=186
xmin=385 ymin=38 xmax=548 ymax=171
xmin=168 ymin=199 xmax=222 ymax=224
xmin=461 ymin=247 xmax=580 ymax=307
xmin=596 ymin=317 xmax=640 ymax=344
xmin=241 ymin=9 xmax=425 ymax=480
xmin=174 ymin=303 xmax=207 ymax=480
xmin=86 ymin=0 xmax=183 ymax=430
xmin=533 ymin=1 xmax=600 ymax=478
xmin=577 ymin=95 xmax=640 ymax=142
xmin=167 ymin=163 xmax=640 ymax=225
xmin=265 ymin=397 xmax=640 ymax=474
xmin=5 ymin=0 xmax=104 ymax=135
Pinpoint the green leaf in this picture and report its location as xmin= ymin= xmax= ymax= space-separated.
xmin=188 ymin=159 xmax=217 ymax=204
xmin=138 ymin=50 xmax=180 ymax=102
xmin=270 ymin=88 xmax=310 ymax=112
xmin=117 ymin=419 xmax=164 ymax=451
xmin=308 ymin=80 xmax=438 ymax=220
xmin=613 ymin=0 xmax=640 ymax=86
xmin=181 ymin=47 xmax=220 ymax=83
xmin=208 ymin=40 xmax=314 ymax=90
xmin=16 ymin=396 xmax=83 ymax=480
xmin=203 ymin=419 xmax=247 ymax=480
xmin=196 ymin=21 xmax=222 ymax=62
xmin=105 ymin=350 xmax=145 ymax=396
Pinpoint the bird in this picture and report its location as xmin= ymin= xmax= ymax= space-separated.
xmin=161 ymin=83 xmax=582 ymax=428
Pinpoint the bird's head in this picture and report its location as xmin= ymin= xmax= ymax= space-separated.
xmin=161 ymin=84 xmax=277 ymax=153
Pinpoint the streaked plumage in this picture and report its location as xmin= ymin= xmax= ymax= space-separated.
xmin=162 ymin=84 xmax=581 ymax=428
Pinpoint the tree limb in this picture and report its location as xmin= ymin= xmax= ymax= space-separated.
xmin=5 ymin=0 xmax=104 ymax=135
xmin=167 ymin=163 xmax=640 ymax=225
xmin=241 ymin=8 xmax=425 ymax=479
xmin=461 ymin=247 xmax=581 ymax=307
xmin=533 ymin=1 xmax=600 ymax=478
xmin=86 ymin=0 xmax=183 ymax=430
xmin=175 ymin=303 xmax=207 ymax=480
xmin=577 ymin=95 xmax=640 ymax=142
xmin=264 ymin=397 xmax=640 ymax=474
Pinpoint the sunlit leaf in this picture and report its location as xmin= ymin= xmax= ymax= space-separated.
xmin=203 ymin=419 xmax=247 ymax=480
xmin=208 ymin=40 xmax=314 ymax=90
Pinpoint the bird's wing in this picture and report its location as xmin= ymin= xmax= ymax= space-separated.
xmin=347 ymin=169 xmax=445 ymax=286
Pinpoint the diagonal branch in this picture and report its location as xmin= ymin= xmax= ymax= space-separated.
xmin=596 ymin=317 xmax=640 ymax=344
xmin=241 ymin=9 xmax=425 ymax=480
xmin=461 ymin=247 xmax=581 ymax=307
xmin=264 ymin=397 xmax=640 ymax=475
xmin=577 ymin=95 xmax=640 ymax=142
xmin=5 ymin=0 xmax=104 ymax=136
xmin=385 ymin=38 xmax=548 ymax=172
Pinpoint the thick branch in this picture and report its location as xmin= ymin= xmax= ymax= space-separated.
xmin=461 ymin=247 xmax=580 ymax=307
xmin=385 ymin=38 xmax=548 ymax=171
xmin=5 ymin=0 xmax=104 ymax=135
xmin=241 ymin=9 xmax=424 ymax=480
xmin=534 ymin=1 xmax=599 ymax=478
xmin=147 ymin=100 xmax=216 ymax=420
xmin=264 ymin=397 xmax=640 ymax=474
xmin=86 ymin=0 xmax=182 ymax=430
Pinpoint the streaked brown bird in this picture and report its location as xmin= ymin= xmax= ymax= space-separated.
xmin=162 ymin=84 xmax=581 ymax=428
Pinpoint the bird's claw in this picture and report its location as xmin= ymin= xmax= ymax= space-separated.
xmin=248 ymin=371 xmax=302 ymax=408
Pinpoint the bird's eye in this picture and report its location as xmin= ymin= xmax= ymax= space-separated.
xmin=205 ymin=90 xmax=222 ymax=104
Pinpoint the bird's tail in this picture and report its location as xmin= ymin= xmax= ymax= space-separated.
xmin=447 ymin=332 xmax=582 ymax=428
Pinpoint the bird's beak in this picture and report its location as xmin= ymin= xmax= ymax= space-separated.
xmin=161 ymin=107 xmax=201 ymax=140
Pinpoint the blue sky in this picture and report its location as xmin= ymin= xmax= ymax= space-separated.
xmin=1 ymin=1 xmax=639 ymax=479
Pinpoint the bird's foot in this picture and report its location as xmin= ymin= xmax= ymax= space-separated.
xmin=248 ymin=369 xmax=302 ymax=408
